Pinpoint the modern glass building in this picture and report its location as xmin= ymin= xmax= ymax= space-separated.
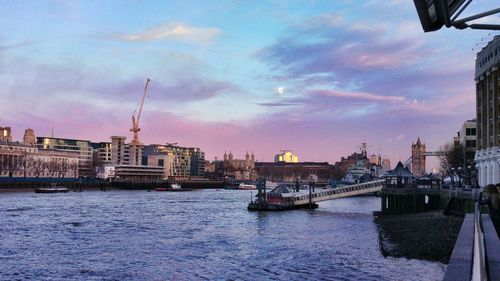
xmin=37 ymin=137 xmax=93 ymax=177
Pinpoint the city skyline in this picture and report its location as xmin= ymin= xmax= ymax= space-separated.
xmin=1 ymin=1 xmax=498 ymax=167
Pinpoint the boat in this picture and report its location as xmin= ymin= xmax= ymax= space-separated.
xmin=266 ymin=181 xmax=278 ymax=190
xmin=35 ymin=183 xmax=69 ymax=193
xmin=238 ymin=183 xmax=257 ymax=190
xmin=155 ymin=183 xmax=192 ymax=192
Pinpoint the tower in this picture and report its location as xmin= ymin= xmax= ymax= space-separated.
xmin=411 ymin=137 xmax=426 ymax=176
xmin=23 ymin=128 xmax=36 ymax=146
xmin=223 ymin=151 xmax=228 ymax=161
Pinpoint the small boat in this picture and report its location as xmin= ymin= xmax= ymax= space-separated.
xmin=238 ymin=183 xmax=257 ymax=190
xmin=155 ymin=183 xmax=192 ymax=192
xmin=35 ymin=184 xmax=69 ymax=193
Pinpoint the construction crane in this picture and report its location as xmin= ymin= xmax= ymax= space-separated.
xmin=130 ymin=78 xmax=151 ymax=145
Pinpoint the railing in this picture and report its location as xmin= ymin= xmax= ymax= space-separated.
xmin=472 ymin=203 xmax=487 ymax=281
xmin=443 ymin=198 xmax=499 ymax=281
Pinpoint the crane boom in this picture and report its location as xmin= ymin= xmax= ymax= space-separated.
xmin=131 ymin=78 xmax=150 ymax=145
xmin=136 ymin=78 xmax=150 ymax=126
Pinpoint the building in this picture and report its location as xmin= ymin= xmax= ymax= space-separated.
xmin=411 ymin=138 xmax=426 ymax=176
xmin=142 ymin=144 xmax=205 ymax=179
xmin=383 ymin=161 xmax=417 ymax=188
xmin=1 ymin=129 xmax=79 ymax=178
xmin=37 ymin=136 xmax=92 ymax=177
xmin=274 ymin=150 xmax=299 ymax=163
xmin=222 ymin=151 xmax=256 ymax=181
xmin=1 ymin=127 xmax=12 ymax=142
xmin=111 ymin=136 xmax=129 ymax=165
xmin=91 ymin=142 xmax=112 ymax=165
xmin=381 ymin=158 xmax=391 ymax=171
xmin=457 ymin=119 xmax=477 ymax=161
xmin=103 ymin=165 xmax=163 ymax=181
xmin=256 ymin=162 xmax=333 ymax=183
xmin=475 ymin=36 xmax=500 ymax=186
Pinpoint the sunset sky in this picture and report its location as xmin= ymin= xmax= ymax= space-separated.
xmin=1 ymin=1 xmax=498 ymax=169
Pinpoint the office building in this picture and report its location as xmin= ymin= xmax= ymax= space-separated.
xmin=37 ymin=136 xmax=92 ymax=177
xmin=475 ymin=36 xmax=500 ymax=186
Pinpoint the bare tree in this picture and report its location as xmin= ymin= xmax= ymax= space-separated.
xmin=439 ymin=142 xmax=468 ymax=177
xmin=58 ymin=160 xmax=69 ymax=178
xmin=70 ymin=162 xmax=79 ymax=178
xmin=91 ymin=152 xmax=104 ymax=178
xmin=47 ymin=159 xmax=60 ymax=177
xmin=0 ymin=154 xmax=4 ymax=177
xmin=19 ymin=151 xmax=34 ymax=178
xmin=32 ymin=159 xmax=46 ymax=178
xmin=5 ymin=154 xmax=18 ymax=177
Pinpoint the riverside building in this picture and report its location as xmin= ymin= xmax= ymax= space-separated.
xmin=37 ymin=136 xmax=92 ymax=177
xmin=475 ymin=36 xmax=500 ymax=186
xmin=1 ymin=128 xmax=79 ymax=178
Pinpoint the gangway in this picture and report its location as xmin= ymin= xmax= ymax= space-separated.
xmin=248 ymin=179 xmax=385 ymax=211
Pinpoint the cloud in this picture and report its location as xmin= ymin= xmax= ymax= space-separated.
xmin=110 ymin=23 xmax=221 ymax=44
xmin=313 ymin=89 xmax=406 ymax=103
xmin=388 ymin=134 xmax=405 ymax=143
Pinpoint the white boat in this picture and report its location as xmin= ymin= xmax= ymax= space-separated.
xmin=266 ymin=181 xmax=278 ymax=189
xmin=238 ymin=183 xmax=257 ymax=190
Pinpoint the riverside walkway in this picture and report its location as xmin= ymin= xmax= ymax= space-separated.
xmin=443 ymin=203 xmax=500 ymax=281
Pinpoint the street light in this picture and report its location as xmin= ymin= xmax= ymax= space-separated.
xmin=413 ymin=0 xmax=500 ymax=32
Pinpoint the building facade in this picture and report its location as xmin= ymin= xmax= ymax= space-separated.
xmin=222 ymin=151 xmax=256 ymax=181
xmin=475 ymin=36 xmax=500 ymax=186
xmin=274 ymin=150 xmax=299 ymax=163
xmin=142 ymin=144 xmax=205 ymax=179
xmin=1 ymin=127 xmax=12 ymax=142
xmin=256 ymin=162 xmax=333 ymax=183
xmin=411 ymin=138 xmax=426 ymax=176
xmin=36 ymin=136 xmax=92 ymax=177
xmin=458 ymin=119 xmax=477 ymax=161
xmin=1 ymin=129 xmax=79 ymax=178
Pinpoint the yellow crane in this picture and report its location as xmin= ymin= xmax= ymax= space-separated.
xmin=130 ymin=78 xmax=151 ymax=145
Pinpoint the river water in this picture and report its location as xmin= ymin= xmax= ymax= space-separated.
xmin=0 ymin=190 xmax=445 ymax=280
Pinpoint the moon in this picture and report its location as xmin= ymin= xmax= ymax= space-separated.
xmin=276 ymin=87 xmax=285 ymax=95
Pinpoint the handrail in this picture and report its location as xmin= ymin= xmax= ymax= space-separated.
xmin=472 ymin=202 xmax=487 ymax=281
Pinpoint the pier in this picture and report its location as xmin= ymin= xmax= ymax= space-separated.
xmin=248 ymin=179 xmax=384 ymax=211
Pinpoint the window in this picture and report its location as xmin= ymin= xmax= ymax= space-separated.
xmin=466 ymin=128 xmax=476 ymax=136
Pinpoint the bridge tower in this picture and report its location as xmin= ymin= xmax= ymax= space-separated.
xmin=411 ymin=137 xmax=426 ymax=176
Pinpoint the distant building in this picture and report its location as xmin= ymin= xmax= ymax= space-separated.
xmin=91 ymin=142 xmax=112 ymax=165
xmin=457 ymin=119 xmax=477 ymax=161
xmin=381 ymin=158 xmax=391 ymax=171
xmin=103 ymin=165 xmax=163 ymax=181
xmin=37 ymin=136 xmax=92 ymax=177
xmin=383 ymin=161 xmax=417 ymax=188
xmin=474 ymin=36 xmax=500 ymax=186
xmin=368 ymin=154 xmax=380 ymax=165
xmin=142 ymin=144 xmax=205 ymax=179
xmin=1 ymin=129 xmax=79 ymax=178
xmin=0 ymin=127 xmax=12 ymax=142
xmin=274 ymin=150 xmax=298 ymax=163
xmin=411 ymin=138 xmax=426 ymax=176
xmin=111 ymin=136 xmax=130 ymax=165
xmin=222 ymin=151 xmax=256 ymax=181
xmin=256 ymin=162 xmax=333 ymax=183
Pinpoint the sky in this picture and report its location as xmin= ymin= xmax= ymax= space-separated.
xmin=1 ymin=0 xmax=499 ymax=170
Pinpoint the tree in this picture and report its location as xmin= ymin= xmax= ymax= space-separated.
xmin=438 ymin=142 xmax=475 ymax=179
xmin=32 ymin=159 xmax=46 ymax=178
xmin=19 ymin=151 xmax=34 ymax=178
xmin=58 ymin=160 xmax=69 ymax=178
xmin=5 ymin=154 xmax=18 ymax=177
xmin=91 ymin=151 xmax=104 ymax=178
xmin=47 ymin=159 xmax=59 ymax=177
xmin=0 ymin=154 xmax=4 ymax=176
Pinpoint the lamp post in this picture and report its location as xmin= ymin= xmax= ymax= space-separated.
xmin=457 ymin=166 xmax=463 ymax=187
